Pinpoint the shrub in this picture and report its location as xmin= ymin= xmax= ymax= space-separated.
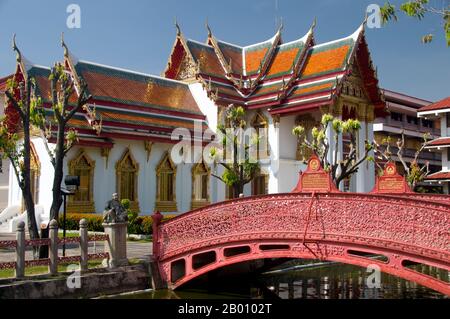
xmin=60 ymin=213 xmax=177 ymax=234
xmin=59 ymin=213 xmax=103 ymax=232
xmin=121 ymin=199 xmax=130 ymax=209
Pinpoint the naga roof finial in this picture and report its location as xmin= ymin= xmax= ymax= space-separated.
xmin=61 ymin=32 xmax=69 ymax=58
xmin=311 ymin=17 xmax=317 ymax=31
xmin=12 ymin=34 xmax=22 ymax=63
xmin=277 ymin=17 xmax=284 ymax=33
xmin=175 ymin=17 xmax=181 ymax=36
xmin=206 ymin=19 xmax=212 ymax=38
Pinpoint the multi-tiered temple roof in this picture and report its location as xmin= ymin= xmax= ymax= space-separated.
xmin=164 ymin=21 xmax=385 ymax=116
xmin=2 ymin=43 xmax=206 ymax=149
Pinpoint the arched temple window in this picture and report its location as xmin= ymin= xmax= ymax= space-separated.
xmin=116 ymin=148 xmax=139 ymax=211
xmin=68 ymin=149 xmax=95 ymax=213
xmin=251 ymin=112 xmax=270 ymax=160
xmin=156 ymin=152 xmax=177 ymax=212
xmin=191 ymin=161 xmax=210 ymax=209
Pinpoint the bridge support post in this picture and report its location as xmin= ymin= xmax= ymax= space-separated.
xmin=151 ymin=211 xmax=163 ymax=259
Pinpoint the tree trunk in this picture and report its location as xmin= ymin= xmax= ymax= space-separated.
xmin=49 ymin=124 xmax=65 ymax=221
xmin=22 ymin=118 xmax=39 ymax=258
xmin=40 ymin=124 xmax=64 ymax=258
xmin=232 ymin=183 xmax=244 ymax=199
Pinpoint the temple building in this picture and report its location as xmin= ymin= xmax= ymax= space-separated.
xmin=164 ymin=21 xmax=384 ymax=194
xmin=417 ymin=97 xmax=450 ymax=193
xmin=0 ymin=19 xmax=439 ymax=231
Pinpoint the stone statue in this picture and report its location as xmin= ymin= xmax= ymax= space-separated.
xmin=103 ymin=193 xmax=128 ymax=223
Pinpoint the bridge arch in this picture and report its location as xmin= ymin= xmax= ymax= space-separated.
xmin=152 ymin=192 xmax=450 ymax=295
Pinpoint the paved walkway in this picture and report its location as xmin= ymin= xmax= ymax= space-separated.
xmin=0 ymin=232 xmax=152 ymax=263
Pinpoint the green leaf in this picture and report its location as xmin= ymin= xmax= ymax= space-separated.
xmin=380 ymin=2 xmax=398 ymax=24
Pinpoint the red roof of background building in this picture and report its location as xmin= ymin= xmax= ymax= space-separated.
xmin=425 ymin=171 xmax=450 ymax=180
xmin=427 ymin=137 xmax=450 ymax=147
xmin=418 ymin=96 xmax=450 ymax=112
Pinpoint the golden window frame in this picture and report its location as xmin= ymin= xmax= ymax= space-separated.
xmin=155 ymin=151 xmax=178 ymax=212
xmin=67 ymin=149 xmax=95 ymax=213
xmin=191 ymin=160 xmax=211 ymax=209
xmin=116 ymin=148 xmax=140 ymax=212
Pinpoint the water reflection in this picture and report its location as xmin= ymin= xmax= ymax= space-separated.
xmin=262 ymin=263 xmax=446 ymax=299
xmin=110 ymin=262 xmax=447 ymax=299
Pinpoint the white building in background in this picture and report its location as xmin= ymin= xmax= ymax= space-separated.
xmin=418 ymin=97 xmax=450 ymax=194
xmin=0 ymin=21 xmax=438 ymax=232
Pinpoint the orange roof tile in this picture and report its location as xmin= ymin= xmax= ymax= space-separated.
xmin=266 ymin=48 xmax=300 ymax=77
xmin=245 ymin=48 xmax=269 ymax=75
xmin=301 ymin=44 xmax=351 ymax=78
xmin=75 ymin=62 xmax=202 ymax=115
xmin=290 ymin=81 xmax=335 ymax=97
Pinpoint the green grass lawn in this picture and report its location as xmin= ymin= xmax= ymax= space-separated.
xmin=0 ymin=258 xmax=143 ymax=279
xmin=58 ymin=231 xmax=81 ymax=239
xmin=0 ymin=259 xmax=104 ymax=279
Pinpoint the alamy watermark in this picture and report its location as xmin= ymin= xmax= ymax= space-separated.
xmin=66 ymin=4 xmax=81 ymax=29
xmin=66 ymin=264 xmax=81 ymax=289
xmin=170 ymin=120 xmax=273 ymax=166
xmin=366 ymin=264 xmax=381 ymax=289
xmin=367 ymin=4 xmax=382 ymax=29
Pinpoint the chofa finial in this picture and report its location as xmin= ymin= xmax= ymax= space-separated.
xmin=277 ymin=17 xmax=284 ymax=33
xmin=175 ymin=17 xmax=181 ymax=36
xmin=311 ymin=17 xmax=317 ymax=30
xmin=61 ymin=32 xmax=69 ymax=58
xmin=12 ymin=34 xmax=22 ymax=63
xmin=206 ymin=19 xmax=212 ymax=38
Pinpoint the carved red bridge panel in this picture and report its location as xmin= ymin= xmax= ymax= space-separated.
xmin=152 ymin=192 xmax=450 ymax=295
xmin=151 ymin=158 xmax=449 ymax=294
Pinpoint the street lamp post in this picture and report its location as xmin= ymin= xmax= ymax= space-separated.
xmin=61 ymin=175 xmax=80 ymax=257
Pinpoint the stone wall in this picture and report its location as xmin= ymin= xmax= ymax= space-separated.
xmin=0 ymin=264 xmax=151 ymax=299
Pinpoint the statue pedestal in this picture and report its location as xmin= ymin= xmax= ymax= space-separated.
xmin=102 ymin=222 xmax=128 ymax=268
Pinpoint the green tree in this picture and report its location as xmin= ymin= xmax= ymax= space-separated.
xmin=33 ymin=62 xmax=91 ymax=222
xmin=209 ymin=104 xmax=260 ymax=198
xmin=292 ymin=114 xmax=374 ymax=188
xmin=374 ymin=132 xmax=430 ymax=189
xmin=381 ymin=0 xmax=450 ymax=45
xmin=0 ymin=36 xmax=41 ymax=251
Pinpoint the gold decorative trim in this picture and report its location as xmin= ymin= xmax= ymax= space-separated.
xmin=144 ymin=141 xmax=153 ymax=162
xmin=100 ymin=147 xmax=110 ymax=169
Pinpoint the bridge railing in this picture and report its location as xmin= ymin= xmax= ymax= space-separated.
xmin=151 ymin=192 xmax=450 ymax=263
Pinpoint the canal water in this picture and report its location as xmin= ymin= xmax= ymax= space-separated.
xmin=115 ymin=261 xmax=448 ymax=299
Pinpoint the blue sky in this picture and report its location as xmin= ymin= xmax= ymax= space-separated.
xmin=0 ymin=0 xmax=448 ymax=101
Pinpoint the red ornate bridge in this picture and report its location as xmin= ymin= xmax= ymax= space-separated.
xmin=152 ymin=192 xmax=450 ymax=295
xmin=151 ymin=160 xmax=450 ymax=295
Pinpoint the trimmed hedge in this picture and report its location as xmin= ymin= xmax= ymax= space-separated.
xmin=60 ymin=213 xmax=176 ymax=235
xmin=59 ymin=214 xmax=103 ymax=232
